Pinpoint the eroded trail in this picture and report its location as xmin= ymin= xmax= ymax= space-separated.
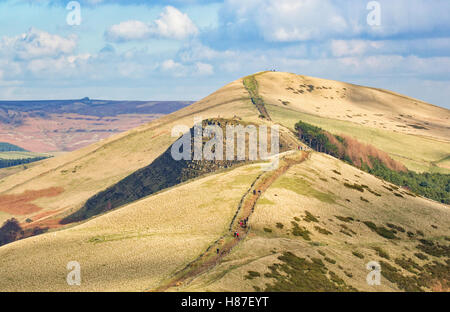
xmin=151 ymin=151 xmax=309 ymax=292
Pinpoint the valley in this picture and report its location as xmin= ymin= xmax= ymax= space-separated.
xmin=0 ymin=99 xmax=192 ymax=153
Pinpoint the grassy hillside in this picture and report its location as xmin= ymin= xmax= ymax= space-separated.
xmin=293 ymin=120 xmax=449 ymax=204
xmin=179 ymin=153 xmax=449 ymax=292
xmin=0 ymin=150 xmax=51 ymax=170
xmin=258 ymin=72 xmax=449 ymax=143
xmin=0 ymin=71 xmax=448 ymax=292
xmin=268 ymin=105 xmax=450 ymax=174
xmin=0 ymin=164 xmax=264 ymax=291
xmin=0 ymin=77 xmax=257 ymax=226
xmin=2 ymin=71 xmax=447 ymax=227
xmin=1 ymin=152 xmax=447 ymax=291
xmin=62 ymin=118 xmax=294 ymax=224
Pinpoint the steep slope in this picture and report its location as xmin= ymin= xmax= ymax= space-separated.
xmin=259 ymin=71 xmax=449 ymax=141
xmin=0 ymin=164 xmax=265 ymax=291
xmin=256 ymin=72 xmax=450 ymax=173
xmin=0 ymin=151 xmax=448 ymax=292
xmin=178 ymin=152 xmax=450 ymax=292
xmin=0 ymin=70 xmax=447 ymax=235
xmin=0 ymin=78 xmax=257 ymax=226
xmin=61 ymin=118 xmax=294 ymax=224
xmin=0 ymin=71 xmax=449 ymax=292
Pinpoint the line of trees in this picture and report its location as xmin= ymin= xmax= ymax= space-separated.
xmin=0 ymin=218 xmax=48 ymax=247
xmin=295 ymin=120 xmax=450 ymax=204
xmin=0 ymin=156 xmax=48 ymax=169
xmin=0 ymin=218 xmax=22 ymax=246
xmin=363 ymin=158 xmax=450 ymax=204
xmin=295 ymin=121 xmax=340 ymax=156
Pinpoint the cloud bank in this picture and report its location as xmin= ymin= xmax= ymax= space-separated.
xmin=0 ymin=0 xmax=448 ymax=108
xmin=105 ymin=6 xmax=198 ymax=42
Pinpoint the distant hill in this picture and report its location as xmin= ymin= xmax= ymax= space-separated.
xmin=0 ymin=99 xmax=193 ymax=152
xmin=0 ymin=142 xmax=50 ymax=170
xmin=0 ymin=142 xmax=27 ymax=152
xmin=0 ymin=98 xmax=193 ymax=120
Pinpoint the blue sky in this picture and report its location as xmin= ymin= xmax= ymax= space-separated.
xmin=0 ymin=0 xmax=449 ymax=109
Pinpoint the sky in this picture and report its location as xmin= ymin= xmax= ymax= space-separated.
xmin=0 ymin=0 xmax=449 ymax=109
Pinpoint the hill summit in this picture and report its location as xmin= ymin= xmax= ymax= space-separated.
xmin=0 ymin=71 xmax=448 ymax=292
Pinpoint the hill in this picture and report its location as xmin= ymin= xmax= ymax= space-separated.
xmin=0 ymin=142 xmax=27 ymax=152
xmin=0 ymin=71 xmax=448 ymax=292
xmin=0 ymin=142 xmax=51 ymax=170
xmin=0 ymin=99 xmax=192 ymax=153
xmin=0 ymin=152 xmax=448 ymax=291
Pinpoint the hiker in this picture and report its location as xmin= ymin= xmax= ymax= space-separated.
xmin=217 ymin=248 xmax=220 ymax=255
xmin=253 ymin=190 xmax=256 ymax=195
xmin=236 ymin=232 xmax=240 ymax=239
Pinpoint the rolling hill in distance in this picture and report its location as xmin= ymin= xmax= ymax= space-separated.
xmin=0 ymin=142 xmax=52 ymax=175
xmin=0 ymin=98 xmax=193 ymax=153
xmin=0 ymin=71 xmax=449 ymax=292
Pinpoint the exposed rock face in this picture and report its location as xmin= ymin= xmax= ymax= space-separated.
xmin=61 ymin=118 xmax=291 ymax=224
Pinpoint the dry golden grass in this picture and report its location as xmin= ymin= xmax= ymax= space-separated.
xmin=0 ymin=78 xmax=256 ymax=224
xmin=180 ymin=152 xmax=450 ymax=292
xmin=0 ymin=164 xmax=262 ymax=291
xmin=258 ymin=71 xmax=450 ymax=142
xmin=0 ymin=71 xmax=449 ymax=292
xmin=1 ymin=71 xmax=448 ymax=225
xmin=268 ymin=103 xmax=450 ymax=173
xmin=0 ymin=187 xmax=63 ymax=215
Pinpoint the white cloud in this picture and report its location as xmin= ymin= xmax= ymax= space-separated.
xmin=330 ymin=37 xmax=450 ymax=58
xmin=26 ymin=53 xmax=91 ymax=76
xmin=160 ymin=59 xmax=187 ymax=77
xmin=220 ymin=0 xmax=350 ymax=42
xmin=195 ymin=62 xmax=214 ymax=76
xmin=259 ymin=0 xmax=348 ymax=42
xmin=105 ymin=6 xmax=198 ymax=42
xmin=154 ymin=6 xmax=198 ymax=40
xmin=178 ymin=41 xmax=236 ymax=63
xmin=104 ymin=20 xmax=152 ymax=42
xmin=161 ymin=59 xmax=183 ymax=71
xmin=220 ymin=0 xmax=450 ymax=42
xmin=331 ymin=40 xmax=384 ymax=57
xmin=0 ymin=28 xmax=77 ymax=60
xmin=159 ymin=59 xmax=213 ymax=77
